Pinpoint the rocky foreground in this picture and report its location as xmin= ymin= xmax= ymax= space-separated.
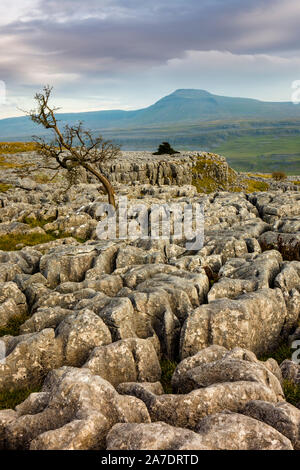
xmin=0 ymin=150 xmax=299 ymax=450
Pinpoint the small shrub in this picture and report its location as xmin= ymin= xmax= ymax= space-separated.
xmin=153 ymin=142 xmax=180 ymax=155
xmin=160 ymin=358 xmax=178 ymax=394
xmin=272 ymin=171 xmax=287 ymax=181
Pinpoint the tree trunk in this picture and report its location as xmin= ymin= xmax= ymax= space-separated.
xmin=83 ymin=163 xmax=116 ymax=208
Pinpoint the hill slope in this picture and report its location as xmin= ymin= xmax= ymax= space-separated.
xmin=1 ymin=89 xmax=300 ymax=140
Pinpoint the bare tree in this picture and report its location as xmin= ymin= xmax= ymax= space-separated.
xmin=26 ymin=85 xmax=120 ymax=207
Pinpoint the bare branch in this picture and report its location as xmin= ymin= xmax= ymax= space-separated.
xmin=25 ymin=86 xmax=121 ymax=207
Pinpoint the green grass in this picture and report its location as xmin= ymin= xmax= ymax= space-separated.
xmin=0 ymin=231 xmax=86 ymax=251
xmin=244 ymin=179 xmax=270 ymax=192
xmin=258 ymin=340 xmax=300 ymax=407
xmin=246 ymin=172 xmax=272 ymax=179
xmin=33 ymin=173 xmax=59 ymax=184
xmin=0 ymin=158 xmax=30 ymax=170
xmin=97 ymin=118 xmax=300 ymax=175
xmin=0 ymin=183 xmax=12 ymax=193
xmin=216 ymin=134 xmax=300 ymax=175
xmin=160 ymin=358 xmax=178 ymax=394
xmin=0 ymin=387 xmax=41 ymax=410
xmin=192 ymin=155 xmax=231 ymax=193
xmin=0 ymin=232 xmax=57 ymax=251
xmin=0 ymin=312 xmax=30 ymax=337
xmin=0 ymin=216 xmax=86 ymax=251
xmin=283 ymin=380 xmax=300 ymax=408
xmin=259 ymin=341 xmax=293 ymax=365
xmin=23 ymin=216 xmax=57 ymax=229
xmin=0 ymin=142 xmax=38 ymax=155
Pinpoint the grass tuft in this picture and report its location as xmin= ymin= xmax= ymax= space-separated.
xmin=23 ymin=216 xmax=57 ymax=229
xmin=0 ymin=142 xmax=38 ymax=155
xmin=0 ymin=183 xmax=12 ymax=193
xmin=0 ymin=387 xmax=41 ymax=410
xmin=0 ymin=222 xmax=86 ymax=251
xmin=0 ymin=232 xmax=57 ymax=251
xmin=259 ymin=341 xmax=293 ymax=365
xmin=283 ymin=380 xmax=300 ymax=408
xmin=160 ymin=358 xmax=178 ymax=394
xmin=244 ymin=179 xmax=270 ymax=192
xmin=0 ymin=312 xmax=31 ymax=337
xmin=33 ymin=173 xmax=59 ymax=184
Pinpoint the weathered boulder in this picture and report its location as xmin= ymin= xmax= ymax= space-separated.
xmin=0 ymin=249 xmax=41 ymax=275
xmin=275 ymin=261 xmax=300 ymax=293
xmin=0 ymin=264 xmax=23 ymax=283
xmin=107 ymin=422 xmax=210 ymax=450
xmin=173 ymin=353 xmax=283 ymax=398
xmin=194 ymin=411 xmax=293 ymax=450
xmin=55 ymin=309 xmax=112 ymax=366
xmin=208 ymin=277 xmax=256 ymax=301
xmin=243 ymin=400 xmax=300 ymax=449
xmin=172 ymin=345 xmax=227 ymax=392
xmin=180 ymin=288 xmax=287 ymax=358
xmin=115 ymin=245 xmax=165 ymax=269
xmin=0 ymin=329 xmax=63 ymax=392
xmin=121 ymin=380 xmax=279 ymax=429
xmin=55 ymin=275 xmax=123 ymax=297
xmin=259 ymin=232 xmax=300 ymax=261
xmin=218 ymin=250 xmax=282 ymax=289
xmin=39 ymin=245 xmax=100 ymax=288
xmin=84 ymin=337 xmax=161 ymax=387
xmin=84 ymin=242 xmax=122 ymax=277
xmin=116 ymin=381 xmax=164 ymax=396
xmin=43 ymin=213 xmax=97 ymax=240
xmin=0 ymin=282 xmax=28 ymax=328
xmin=199 ymin=236 xmax=249 ymax=262
xmin=281 ymin=360 xmax=300 ymax=386
xmin=1 ymin=367 xmax=150 ymax=450
xmin=0 ymin=221 xmax=44 ymax=237
xmin=97 ymin=297 xmax=137 ymax=341
xmin=19 ymin=307 xmax=73 ymax=333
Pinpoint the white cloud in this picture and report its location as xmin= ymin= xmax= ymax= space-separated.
xmin=148 ymin=50 xmax=300 ymax=101
xmin=0 ymin=0 xmax=40 ymax=25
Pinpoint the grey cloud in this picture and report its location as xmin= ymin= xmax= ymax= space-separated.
xmin=2 ymin=0 xmax=298 ymax=83
xmin=1 ymin=0 xmax=300 ymax=117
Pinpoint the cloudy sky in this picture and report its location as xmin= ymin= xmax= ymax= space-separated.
xmin=1 ymin=0 xmax=300 ymax=118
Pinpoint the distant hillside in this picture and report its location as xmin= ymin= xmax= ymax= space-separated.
xmin=1 ymin=89 xmax=300 ymax=140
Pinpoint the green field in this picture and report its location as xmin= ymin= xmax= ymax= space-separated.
xmin=98 ymin=119 xmax=300 ymax=175
xmin=214 ymin=134 xmax=300 ymax=175
xmin=1 ymin=117 xmax=299 ymax=175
